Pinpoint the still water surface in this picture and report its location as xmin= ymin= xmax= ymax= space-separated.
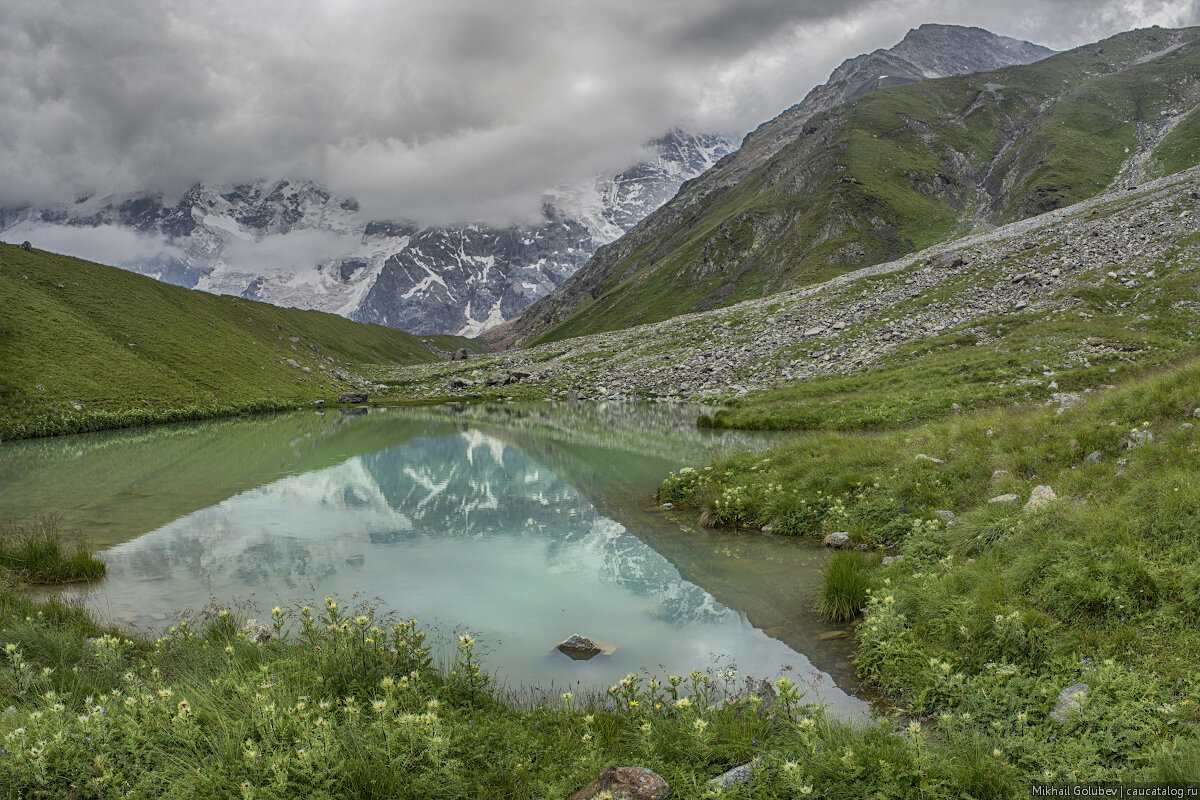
xmin=0 ymin=403 xmax=868 ymax=715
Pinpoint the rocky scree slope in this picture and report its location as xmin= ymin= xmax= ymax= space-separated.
xmin=382 ymin=165 xmax=1200 ymax=408
xmin=0 ymin=131 xmax=731 ymax=337
xmin=507 ymin=26 xmax=1200 ymax=345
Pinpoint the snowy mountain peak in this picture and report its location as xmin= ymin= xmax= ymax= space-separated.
xmin=1 ymin=132 xmax=734 ymax=336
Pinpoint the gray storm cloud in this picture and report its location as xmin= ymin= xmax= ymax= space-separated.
xmin=0 ymin=0 xmax=1196 ymax=226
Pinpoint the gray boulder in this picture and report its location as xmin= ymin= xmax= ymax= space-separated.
xmin=19 ymin=241 xmax=31 ymax=252
xmin=484 ymin=372 xmax=515 ymax=386
xmin=338 ymin=391 xmax=368 ymax=403
xmin=1052 ymin=392 xmax=1085 ymax=413
xmin=707 ymin=756 xmax=767 ymax=790
xmin=451 ymin=348 xmax=470 ymax=361
xmin=240 ymin=619 xmax=272 ymax=644
xmin=1024 ymin=485 xmax=1057 ymax=511
xmin=448 ymin=377 xmax=475 ymax=390
xmin=823 ymin=531 xmax=852 ymax=548
xmin=988 ymin=493 xmax=1020 ymax=504
xmin=1050 ymin=683 xmax=1088 ymax=723
xmin=1083 ymin=451 xmax=1102 ymax=465
xmin=1124 ymin=429 xmax=1154 ymax=448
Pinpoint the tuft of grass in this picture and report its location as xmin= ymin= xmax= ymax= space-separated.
xmin=815 ymin=550 xmax=872 ymax=622
xmin=0 ymin=517 xmax=106 ymax=584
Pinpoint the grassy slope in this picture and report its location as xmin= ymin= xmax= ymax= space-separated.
xmin=529 ymin=28 xmax=1200 ymax=345
xmin=657 ymin=350 xmax=1200 ymax=785
xmin=0 ymin=244 xmax=468 ymax=439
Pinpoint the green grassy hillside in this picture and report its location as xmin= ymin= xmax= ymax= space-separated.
xmin=515 ymin=27 xmax=1200 ymax=345
xmin=658 ymin=349 xmax=1200 ymax=787
xmin=0 ymin=244 xmax=465 ymax=439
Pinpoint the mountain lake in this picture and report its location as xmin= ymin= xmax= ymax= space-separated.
xmin=0 ymin=402 xmax=869 ymax=716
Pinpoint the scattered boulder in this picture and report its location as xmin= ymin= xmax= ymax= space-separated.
xmin=484 ymin=371 xmax=515 ymax=386
xmin=556 ymin=634 xmax=602 ymax=660
xmin=988 ymin=493 xmax=1020 ymax=504
xmin=707 ymin=756 xmax=767 ymax=791
xmin=69 ymin=401 xmax=83 ymax=411
xmin=760 ymin=524 xmax=776 ymax=534
xmin=19 ymin=241 xmax=32 ymax=252
xmin=569 ymin=766 xmax=672 ymax=800
xmin=241 ymin=620 xmax=272 ymax=644
xmin=1050 ymin=683 xmax=1088 ymax=723
xmin=312 ymin=399 xmax=325 ymax=406
xmin=934 ymin=510 xmax=955 ymax=522
xmin=448 ymin=377 xmax=475 ymax=390
xmin=823 ymin=531 xmax=852 ymax=548
xmin=1052 ymin=393 xmax=1085 ymax=413
xmin=915 ymin=453 xmax=944 ymax=464
xmin=451 ymin=348 xmax=470 ymax=361
xmin=990 ymin=469 xmax=1011 ymax=484
xmin=338 ymin=391 xmax=368 ymax=404
xmin=1024 ymin=485 xmax=1057 ymax=511
xmin=881 ymin=555 xmax=902 ymax=565
xmin=510 ymin=370 xmax=533 ymax=380
xmin=660 ymin=502 xmax=674 ymax=510
xmin=1124 ymin=429 xmax=1154 ymax=448
xmin=1083 ymin=451 xmax=1102 ymax=465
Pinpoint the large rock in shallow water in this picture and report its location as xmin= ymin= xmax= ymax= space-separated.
xmin=556 ymin=634 xmax=602 ymax=660
xmin=569 ymin=766 xmax=672 ymax=800
xmin=823 ymin=531 xmax=852 ymax=548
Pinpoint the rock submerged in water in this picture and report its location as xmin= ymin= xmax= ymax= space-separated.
xmin=569 ymin=766 xmax=672 ymax=800
xmin=556 ymin=634 xmax=602 ymax=660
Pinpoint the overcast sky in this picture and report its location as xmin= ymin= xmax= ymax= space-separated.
xmin=1 ymin=0 xmax=1197 ymax=225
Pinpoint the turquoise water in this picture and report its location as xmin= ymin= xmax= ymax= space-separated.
xmin=0 ymin=403 xmax=868 ymax=715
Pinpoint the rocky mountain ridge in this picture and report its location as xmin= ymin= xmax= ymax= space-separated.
xmin=0 ymin=131 xmax=732 ymax=336
xmin=503 ymin=26 xmax=1198 ymax=346
xmin=383 ymin=164 xmax=1200 ymax=405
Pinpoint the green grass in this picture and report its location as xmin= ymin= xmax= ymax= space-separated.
xmin=524 ymin=27 xmax=1200 ymax=345
xmin=0 ymin=245 xmax=470 ymax=439
xmin=0 ymin=588 xmax=1056 ymax=798
xmin=815 ymin=551 xmax=872 ymax=622
xmin=0 ymin=518 xmax=105 ymax=584
xmin=658 ymin=352 xmax=1200 ymax=784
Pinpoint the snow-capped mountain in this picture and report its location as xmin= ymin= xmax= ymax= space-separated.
xmin=0 ymin=130 xmax=732 ymax=336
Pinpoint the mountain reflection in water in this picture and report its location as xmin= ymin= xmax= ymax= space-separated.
xmin=2 ymin=404 xmax=869 ymax=716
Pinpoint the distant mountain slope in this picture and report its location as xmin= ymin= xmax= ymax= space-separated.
xmin=0 ymin=131 xmax=733 ymax=337
xmin=504 ymin=26 xmax=1200 ymax=345
xmin=0 ymin=244 xmax=468 ymax=439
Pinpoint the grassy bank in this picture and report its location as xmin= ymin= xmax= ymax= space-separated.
xmin=6 ymin=591 xmax=1192 ymax=799
xmin=659 ymin=354 xmax=1200 ymax=785
xmin=0 ymin=244 xmax=471 ymax=441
